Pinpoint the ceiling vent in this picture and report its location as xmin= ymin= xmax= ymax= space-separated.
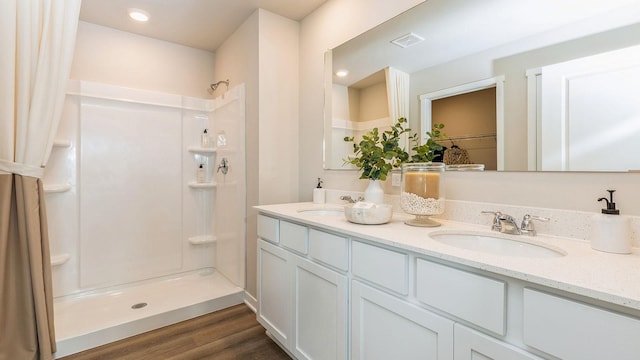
xmin=390 ymin=32 xmax=425 ymax=48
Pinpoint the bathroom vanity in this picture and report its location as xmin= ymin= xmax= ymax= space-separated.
xmin=255 ymin=203 xmax=640 ymax=360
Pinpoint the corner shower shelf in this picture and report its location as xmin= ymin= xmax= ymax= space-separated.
xmin=44 ymin=183 xmax=72 ymax=194
xmin=188 ymin=235 xmax=217 ymax=245
xmin=188 ymin=181 xmax=217 ymax=189
xmin=51 ymin=254 xmax=70 ymax=266
xmin=53 ymin=139 xmax=72 ymax=148
xmin=188 ymin=146 xmax=217 ymax=155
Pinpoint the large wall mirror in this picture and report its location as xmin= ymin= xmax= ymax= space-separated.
xmin=324 ymin=0 xmax=640 ymax=172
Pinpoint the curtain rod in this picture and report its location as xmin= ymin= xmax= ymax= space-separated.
xmin=436 ymin=133 xmax=496 ymax=142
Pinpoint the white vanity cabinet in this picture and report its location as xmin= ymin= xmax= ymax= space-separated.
xmin=257 ymin=215 xmax=348 ymax=360
xmin=256 ymin=208 xmax=640 ymax=360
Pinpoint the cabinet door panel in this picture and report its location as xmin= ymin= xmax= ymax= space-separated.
xmin=257 ymin=239 xmax=291 ymax=347
xmin=293 ymin=257 xmax=347 ymax=360
xmin=351 ymin=281 xmax=454 ymax=360
xmin=454 ymin=325 xmax=543 ymax=360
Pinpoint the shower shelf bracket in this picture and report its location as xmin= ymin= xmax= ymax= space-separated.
xmin=188 ymin=235 xmax=217 ymax=245
xmin=53 ymin=139 xmax=72 ymax=148
xmin=188 ymin=181 xmax=217 ymax=189
xmin=44 ymin=183 xmax=72 ymax=194
xmin=51 ymin=254 xmax=70 ymax=266
xmin=188 ymin=146 xmax=217 ymax=155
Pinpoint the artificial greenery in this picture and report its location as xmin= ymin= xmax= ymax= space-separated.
xmin=408 ymin=123 xmax=446 ymax=163
xmin=343 ymin=118 xmax=446 ymax=180
xmin=343 ymin=118 xmax=411 ymax=181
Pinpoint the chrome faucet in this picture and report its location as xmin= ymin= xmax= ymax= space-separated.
xmin=519 ymin=214 xmax=550 ymax=236
xmin=217 ymin=157 xmax=229 ymax=175
xmin=340 ymin=195 xmax=364 ymax=203
xmin=481 ymin=211 xmax=549 ymax=236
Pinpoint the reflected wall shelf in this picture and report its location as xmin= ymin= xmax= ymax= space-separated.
xmin=188 ymin=235 xmax=217 ymax=245
xmin=188 ymin=146 xmax=217 ymax=155
xmin=51 ymin=254 xmax=70 ymax=266
xmin=44 ymin=183 xmax=72 ymax=194
xmin=188 ymin=181 xmax=217 ymax=189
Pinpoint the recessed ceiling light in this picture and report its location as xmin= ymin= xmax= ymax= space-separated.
xmin=335 ymin=70 xmax=349 ymax=77
xmin=390 ymin=32 xmax=424 ymax=48
xmin=128 ymin=8 xmax=150 ymax=22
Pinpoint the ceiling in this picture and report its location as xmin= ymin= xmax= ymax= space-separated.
xmin=79 ymin=0 xmax=327 ymax=52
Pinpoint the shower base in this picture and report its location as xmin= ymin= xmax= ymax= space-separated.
xmin=53 ymin=268 xmax=244 ymax=358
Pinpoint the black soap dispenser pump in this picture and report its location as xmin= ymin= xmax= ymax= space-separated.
xmin=590 ymin=190 xmax=631 ymax=254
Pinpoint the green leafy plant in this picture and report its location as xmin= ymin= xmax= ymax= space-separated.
xmin=408 ymin=123 xmax=446 ymax=163
xmin=343 ymin=118 xmax=411 ymax=180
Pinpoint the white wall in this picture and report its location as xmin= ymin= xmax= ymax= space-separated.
xmin=301 ymin=0 xmax=640 ymax=217
xmin=258 ymin=10 xmax=300 ymax=206
xmin=215 ymin=9 xmax=299 ymax=300
xmin=299 ymin=0 xmax=426 ymax=197
xmin=71 ymin=22 xmax=216 ymax=98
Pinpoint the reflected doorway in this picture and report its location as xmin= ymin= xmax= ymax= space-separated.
xmin=432 ymin=88 xmax=497 ymax=170
xmin=420 ymin=76 xmax=505 ymax=170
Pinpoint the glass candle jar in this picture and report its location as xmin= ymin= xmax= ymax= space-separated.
xmin=400 ymin=162 xmax=445 ymax=227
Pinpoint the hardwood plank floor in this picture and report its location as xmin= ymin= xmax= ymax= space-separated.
xmin=59 ymin=304 xmax=291 ymax=360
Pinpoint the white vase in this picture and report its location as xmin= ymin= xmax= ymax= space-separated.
xmin=364 ymin=179 xmax=384 ymax=204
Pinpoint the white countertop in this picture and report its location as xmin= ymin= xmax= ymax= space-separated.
xmin=256 ymin=202 xmax=640 ymax=312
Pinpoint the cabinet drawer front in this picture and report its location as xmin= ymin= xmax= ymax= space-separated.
xmin=352 ymin=240 xmax=409 ymax=295
xmin=308 ymin=229 xmax=348 ymax=271
xmin=280 ymin=221 xmax=308 ymax=254
xmin=523 ymin=288 xmax=640 ymax=360
xmin=416 ymin=259 xmax=506 ymax=335
xmin=257 ymin=214 xmax=279 ymax=243
xmin=454 ymin=324 xmax=543 ymax=360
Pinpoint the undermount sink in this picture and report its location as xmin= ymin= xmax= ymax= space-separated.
xmin=297 ymin=207 xmax=344 ymax=216
xmin=430 ymin=231 xmax=566 ymax=258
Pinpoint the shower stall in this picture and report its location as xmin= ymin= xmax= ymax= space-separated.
xmin=44 ymin=80 xmax=246 ymax=357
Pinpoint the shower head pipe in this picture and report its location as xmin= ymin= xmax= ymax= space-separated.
xmin=209 ymin=79 xmax=230 ymax=92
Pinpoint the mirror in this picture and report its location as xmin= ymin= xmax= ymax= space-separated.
xmin=324 ymin=0 xmax=640 ymax=171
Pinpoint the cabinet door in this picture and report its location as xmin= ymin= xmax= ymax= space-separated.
xmin=257 ymin=239 xmax=292 ymax=348
xmin=351 ymin=281 xmax=454 ymax=360
xmin=292 ymin=256 xmax=347 ymax=360
xmin=454 ymin=325 xmax=543 ymax=360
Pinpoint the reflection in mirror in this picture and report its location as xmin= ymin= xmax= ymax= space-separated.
xmin=324 ymin=0 xmax=640 ymax=172
xmin=529 ymin=44 xmax=640 ymax=172
xmin=325 ymin=56 xmax=410 ymax=169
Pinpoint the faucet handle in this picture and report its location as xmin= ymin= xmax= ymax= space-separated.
xmin=481 ymin=211 xmax=502 ymax=232
xmin=520 ymin=214 xmax=550 ymax=236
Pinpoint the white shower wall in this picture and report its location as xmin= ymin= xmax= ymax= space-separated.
xmin=44 ymin=80 xmax=246 ymax=297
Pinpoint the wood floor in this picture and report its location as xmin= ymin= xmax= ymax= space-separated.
xmin=59 ymin=304 xmax=291 ymax=360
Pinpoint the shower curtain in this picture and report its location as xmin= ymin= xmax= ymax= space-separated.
xmin=0 ymin=1 xmax=80 ymax=359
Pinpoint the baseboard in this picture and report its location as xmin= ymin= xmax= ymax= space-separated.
xmin=244 ymin=290 xmax=258 ymax=313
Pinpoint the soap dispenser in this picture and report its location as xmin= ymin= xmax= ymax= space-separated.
xmin=201 ymin=129 xmax=210 ymax=148
xmin=589 ymin=190 xmax=631 ymax=254
xmin=313 ymin=178 xmax=325 ymax=204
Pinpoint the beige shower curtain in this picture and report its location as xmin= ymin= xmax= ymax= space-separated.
xmin=0 ymin=1 xmax=80 ymax=359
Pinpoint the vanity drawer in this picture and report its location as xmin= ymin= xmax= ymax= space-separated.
xmin=279 ymin=221 xmax=308 ymax=254
xmin=308 ymin=229 xmax=348 ymax=271
xmin=257 ymin=214 xmax=279 ymax=244
xmin=352 ymin=240 xmax=409 ymax=295
xmin=416 ymin=259 xmax=506 ymax=335
xmin=523 ymin=288 xmax=640 ymax=360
